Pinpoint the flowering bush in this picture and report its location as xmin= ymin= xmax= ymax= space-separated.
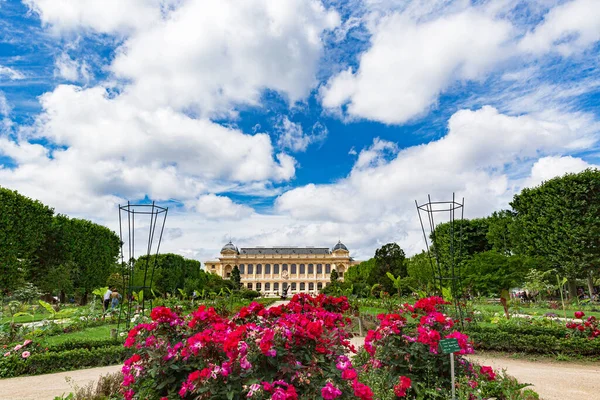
xmin=121 ymin=294 xmax=375 ymax=399
xmin=566 ymin=312 xmax=600 ymax=339
xmin=121 ymin=295 xmax=534 ymax=400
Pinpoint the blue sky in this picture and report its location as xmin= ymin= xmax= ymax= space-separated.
xmin=0 ymin=0 xmax=599 ymax=262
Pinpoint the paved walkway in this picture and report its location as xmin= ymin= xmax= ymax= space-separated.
xmin=0 ymin=365 xmax=121 ymax=400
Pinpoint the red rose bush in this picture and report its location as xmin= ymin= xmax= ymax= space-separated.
xmin=121 ymin=295 xmax=528 ymax=399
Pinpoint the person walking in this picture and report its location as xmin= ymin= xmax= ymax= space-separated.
xmin=103 ymin=287 xmax=112 ymax=314
xmin=111 ymin=290 xmax=121 ymax=309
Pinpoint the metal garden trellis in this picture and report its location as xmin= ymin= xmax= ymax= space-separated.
xmin=415 ymin=193 xmax=466 ymax=327
xmin=117 ymin=201 xmax=168 ymax=331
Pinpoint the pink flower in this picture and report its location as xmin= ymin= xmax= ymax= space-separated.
xmin=480 ymin=365 xmax=496 ymax=381
xmin=3 ymin=352 xmax=10 ymax=357
xmin=341 ymin=368 xmax=357 ymax=380
xmin=21 ymin=351 xmax=30 ymax=359
xmin=23 ymin=340 xmax=32 ymax=346
xmin=13 ymin=344 xmax=22 ymax=351
xmin=321 ymin=382 xmax=342 ymax=399
xmin=575 ymin=311 xmax=585 ymax=319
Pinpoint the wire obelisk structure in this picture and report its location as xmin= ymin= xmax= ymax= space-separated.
xmin=117 ymin=201 xmax=168 ymax=331
xmin=415 ymin=193 xmax=465 ymax=327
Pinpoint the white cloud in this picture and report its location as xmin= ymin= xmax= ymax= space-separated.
xmin=321 ymin=9 xmax=513 ymax=124
xmin=109 ymin=0 xmax=339 ymax=117
xmin=276 ymin=117 xmax=328 ymax=152
xmin=0 ymin=66 xmax=25 ymax=80
xmin=186 ymin=194 xmax=254 ymax=220
xmin=276 ymin=106 xmax=599 ymax=254
xmin=0 ymin=84 xmax=295 ymax=216
xmin=522 ymin=155 xmax=596 ymax=188
xmin=23 ymin=0 xmax=166 ymax=35
xmin=519 ymin=0 xmax=600 ymax=56
xmin=54 ymin=53 xmax=91 ymax=82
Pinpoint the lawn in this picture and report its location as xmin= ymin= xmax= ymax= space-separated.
xmin=40 ymin=324 xmax=119 ymax=345
xmin=474 ymin=303 xmax=600 ymax=319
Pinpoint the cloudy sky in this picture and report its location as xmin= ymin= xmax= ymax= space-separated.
xmin=0 ymin=0 xmax=599 ymax=263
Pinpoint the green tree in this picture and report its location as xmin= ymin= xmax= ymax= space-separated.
xmin=406 ymin=251 xmax=435 ymax=291
xmin=0 ymin=187 xmax=54 ymax=293
xmin=374 ymin=243 xmax=407 ymax=293
xmin=511 ymin=169 xmax=600 ymax=298
xmin=432 ymin=218 xmax=491 ymax=277
xmin=231 ymin=265 xmax=242 ymax=290
xmin=461 ymin=251 xmax=529 ymax=297
xmin=486 ymin=210 xmax=517 ymax=255
xmin=330 ymin=269 xmax=339 ymax=284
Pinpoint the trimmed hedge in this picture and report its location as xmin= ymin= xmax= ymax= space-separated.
xmin=44 ymin=338 xmax=123 ymax=352
xmin=0 ymin=345 xmax=129 ymax=378
xmin=466 ymin=326 xmax=600 ymax=356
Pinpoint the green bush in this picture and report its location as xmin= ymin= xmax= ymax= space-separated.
xmin=45 ymin=338 xmax=123 ymax=353
xmin=0 ymin=345 xmax=129 ymax=378
xmin=466 ymin=326 xmax=600 ymax=356
xmin=240 ymin=289 xmax=261 ymax=299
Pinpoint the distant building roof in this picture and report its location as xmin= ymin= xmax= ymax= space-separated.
xmin=239 ymin=247 xmax=330 ymax=255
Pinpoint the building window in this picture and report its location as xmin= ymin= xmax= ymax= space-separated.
xmin=317 ymin=264 xmax=323 ymax=274
xmin=274 ymin=264 xmax=279 ymax=274
xmin=226 ymin=272 xmax=231 ymax=278
xmin=274 ymin=282 xmax=279 ymax=292
xmin=239 ymin=264 xmax=245 ymax=274
xmin=282 ymin=264 xmax=288 ymax=272
xmin=265 ymin=282 xmax=271 ymax=291
xmin=265 ymin=264 xmax=271 ymax=274
xmin=325 ymin=264 xmax=330 ymax=274
xmin=256 ymin=283 xmax=262 ymax=291
xmin=339 ymin=272 xmax=344 ymax=278
xmin=317 ymin=282 xmax=323 ymax=291
xmin=291 ymin=264 xmax=297 ymax=274
xmin=256 ymin=264 xmax=262 ymax=274
xmin=291 ymin=282 xmax=296 ymax=291
xmin=247 ymin=283 xmax=253 ymax=290
xmin=247 ymin=264 xmax=253 ymax=274
xmin=300 ymin=282 xmax=305 ymax=291
xmin=309 ymin=282 xmax=314 ymax=291
xmin=283 ymin=282 xmax=288 ymax=291
xmin=308 ymin=264 xmax=314 ymax=274
xmin=299 ymin=264 xmax=305 ymax=274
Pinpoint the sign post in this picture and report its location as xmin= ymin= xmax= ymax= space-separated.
xmin=439 ymin=338 xmax=460 ymax=400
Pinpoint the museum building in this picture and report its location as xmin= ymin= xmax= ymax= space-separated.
xmin=204 ymin=241 xmax=359 ymax=296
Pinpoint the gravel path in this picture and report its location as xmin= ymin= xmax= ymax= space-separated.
xmin=468 ymin=354 xmax=600 ymax=400
xmin=0 ymin=365 xmax=121 ymax=400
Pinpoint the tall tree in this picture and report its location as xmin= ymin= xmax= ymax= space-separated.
xmin=231 ymin=265 xmax=242 ymax=290
xmin=486 ymin=210 xmax=517 ymax=255
xmin=511 ymin=169 xmax=600 ymax=298
xmin=374 ymin=243 xmax=407 ymax=293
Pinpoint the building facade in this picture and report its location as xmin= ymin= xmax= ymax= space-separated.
xmin=204 ymin=241 xmax=359 ymax=296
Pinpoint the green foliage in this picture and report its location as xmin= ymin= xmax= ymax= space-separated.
xmin=466 ymin=325 xmax=600 ymax=356
xmin=11 ymin=283 xmax=42 ymax=303
xmin=510 ymin=169 xmax=600 ymax=280
xmin=0 ymin=345 xmax=128 ymax=378
xmin=461 ymin=251 xmax=530 ymax=296
xmin=330 ymin=268 xmax=339 ymax=283
xmin=240 ymin=289 xmax=261 ymax=299
xmin=231 ymin=265 xmax=241 ymax=290
xmin=432 ymin=218 xmax=491 ymax=277
xmin=486 ymin=210 xmax=517 ymax=255
xmin=0 ymin=187 xmax=54 ymax=293
xmin=406 ymin=251 xmax=434 ymax=290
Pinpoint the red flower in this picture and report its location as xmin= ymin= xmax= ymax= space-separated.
xmin=394 ymin=376 xmax=412 ymax=397
xmin=480 ymin=365 xmax=496 ymax=381
xmin=341 ymin=368 xmax=358 ymax=380
xmin=352 ymin=380 xmax=374 ymax=400
xmin=575 ymin=311 xmax=585 ymax=319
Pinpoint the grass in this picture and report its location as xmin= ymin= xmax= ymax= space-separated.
xmin=359 ymin=306 xmax=387 ymax=315
xmin=41 ymin=324 xmax=119 ymax=346
xmin=474 ymin=303 xmax=600 ymax=319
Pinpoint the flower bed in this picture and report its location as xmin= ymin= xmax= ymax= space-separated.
xmin=466 ymin=312 xmax=600 ymax=356
xmin=120 ymin=294 xmax=536 ymax=399
xmin=0 ymin=338 xmax=128 ymax=378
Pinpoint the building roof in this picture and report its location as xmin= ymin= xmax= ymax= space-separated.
xmin=332 ymin=240 xmax=348 ymax=251
xmin=221 ymin=241 xmax=238 ymax=252
xmin=239 ymin=247 xmax=331 ymax=255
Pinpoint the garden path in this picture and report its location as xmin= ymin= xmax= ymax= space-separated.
xmin=0 ymin=365 xmax=121 ymax=400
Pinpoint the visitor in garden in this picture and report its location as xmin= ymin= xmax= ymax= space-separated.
xmin=103 ymin=287 xmax=112 ymax=313
xmin=111 ymin=290 xmax=121 ymax=309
